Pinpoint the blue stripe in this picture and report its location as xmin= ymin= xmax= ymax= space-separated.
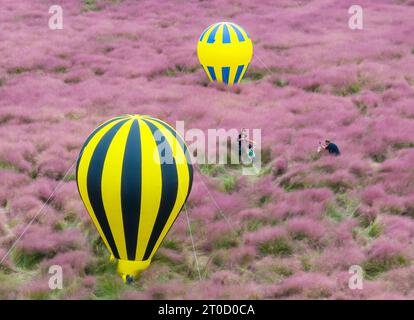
xmin=234 ymin=65 xmax=245 ymax=84
xmin=229 ymin=23 xmax=245 ymax=42
xmin=141 ymin=119 xmax=178 ymax=260
xmin=222 ymin=67 xmax=230 ymax=84
xmin=207 ymin=24 xmax=220 ymax=43
xmin=121 ymin=119 xmax=142 ymax=260
xmin=207 ymin=66 xmax=216 ymax=81
xmin=86 ymin=119 xmax=129 ymax=259
xmin=199 ymin=25 xmax=211 ymax=42
xmin=222 ymin=24 xmax=231 ymax=43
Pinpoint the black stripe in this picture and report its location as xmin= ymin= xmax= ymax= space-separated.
xmin=86 ymin=119 xmax=128 ymax=259
xmin=141 ymin=119 xmax=178 ymax=260
xmin=144 ymin=117 xmax=193 ymax=199
xmin=76 ymin=116 xmax=128 ymax=182
xmin=121 ymin=119 xmax=142 ymax=260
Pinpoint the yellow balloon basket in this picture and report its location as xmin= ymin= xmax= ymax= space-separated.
xmin=197 ymin=22 xmax=253 ymax=85
xmin=116 ymin=259 xmax=151 ymax=284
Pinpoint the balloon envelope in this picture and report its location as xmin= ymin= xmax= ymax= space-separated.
xmin=197 ymin=22 xmax=253 ymax=85
xmin=76 ymin=115 xmax=193 ymax=281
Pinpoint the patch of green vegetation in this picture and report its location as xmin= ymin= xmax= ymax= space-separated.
xmin=371 ymin=153 xmax=387 ymax=163
xmin=318 ymin=179 xmax=353 ymax=193
xmin=257 ymin=194 xmax=271 ymax=207
xmin=93 ymin=276 xmax=125 ymax=299
xmin=261 ymin=147 xmax=272 ymax=165
xmin=367 ymin=220 xmax=383 ymax=238
xmin=65 ymin=111 xmax=84 ymax=120
xmin=246 ymin=219 xmax=264 ymax=232
xmin=272 ymin=78 xmax=289 ymax=88
xmin=411 ymin=47 xmax=414 ymax=55
xmin=280 ymin=176 xmax=309 ymax=192
xmin=354 ymin=101 xmax=368 ymax=114
xmin=212 ymin=253 xmax=226 ymax=267
xmin=0 ymin=161 xmax=18 ymax=171
xmin=64 ymin=77 xmax=82 ymax=84
xmin=7 ymin=67 xmax=30 ymax=75
xmin=213 ymin=234 xmax=239 ymax=249
xmin=393 ymin=141 xmax=414 ymax=150
xmin=326 ymin=204 xmax=344 ymax=222
xmin=0 ymin=78 xmax=5 ymax=87
xmin=300 ymin=255 xmax=312 ymax=272
xmin=272 ymin=264 xmax=294 ymax=277
xmin=242 ymin=69 xmax=265 ymax=82
xmin=304 ymin=83 xmax=321 ymax=93
xmin=175 ymin=64 xmax=198 ymax=74
xmin=335 ymin=82 xmax=361 ymax=96
xmin=220 ymin=174 xmax=237 ymax=193
xmin=326 ymin=194 xmax=360 ymax=222
xmin=199 ymin=163 xmax=226 ymax=177
xmin=29 ymin=169 xmax=38 ymax=179
xmin=13 ymin=250 xmax=46 ymax=270
xmin=258 ymin=238 xmax=293 ymax=257
xmin=82 ymin=0 xmax=100 ymax=12
xmin=94 ymin=68 xmax=105 ymax=76
xmin=162 ymin=239 xmax=181 ymax=251
xmin=52 ymin=66 xmax=68 ymax=73
xmin=66 ymin=172 xmax=76 ymax=181
xmin=86 ymin=256 xmax=117 ymax=275
xmin=163 ymin=64 xmax=198 ymax=77
xmin=363 ymin=255 xmax=408 ymax=279
xmin=354 ymin=218 xmax=383 ymax=239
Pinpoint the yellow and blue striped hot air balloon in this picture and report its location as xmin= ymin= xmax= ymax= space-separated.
xmin=76 ymin=115 xmax=193 ymax=283
xmin=197 ymin=22 xmax=253 ymax=85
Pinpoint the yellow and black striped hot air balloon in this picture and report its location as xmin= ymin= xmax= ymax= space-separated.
xmin=76 ymin=115 xmax=193 ymax=283
xmin=197 ymin=22 xmax=253 ymax=85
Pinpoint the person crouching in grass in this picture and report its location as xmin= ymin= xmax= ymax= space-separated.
xmin=318 ymin=139 xmax=341 ymax=156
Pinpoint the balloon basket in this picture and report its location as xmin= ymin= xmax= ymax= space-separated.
xmin=117 ymin=259 xmax=151 ymax=284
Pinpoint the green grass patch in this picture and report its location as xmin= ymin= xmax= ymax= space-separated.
xmin=199 ymin=163 xmax=226 ymax=177
xmin=94 ymin=68 xmax=105 ymax=76
xmin=272 ymin=78 xmax=289 ymax=88
xmin=52 ymin=66 xmax=68 ymax=73
xmin=335 ymin=82 xmax=361 ymax=96
xmin=93 ymin=276 xmax=125 ymax=299
xmin=0 ymin=161 xmax=18 ymax=171
xmin=393 ymin=141 xmax=414 ymax=150
xmin=82 ymin=0 xmax=100 ymax=12
xmin=304 ymin=83 xmax=321 ymax=93
xmin=64 ymin=77 xmax=82 ymax=84
xmin=245 ymin=219 xmax=264 ymax=232
xmin=363 ymin=255 xmax=408 ymax=279
xmin=162 ymin=239 xmax=181 ymax=251
xmin=13 ymin=250 xmax=47 ymax=270
xmin=220 ymin=175 xmax=237 ymax=193
xmin=258 ymin=239 xmax=293 ymax=257
xmin=242 ymin=69 xmax=266 ymax=82
xmin=354 ymin=101 xmax=368 ymax=114
xmin=213 ymin=234 xmax=239 ymax=250
xmin=7 ymin=67 xmax=31 ymax=75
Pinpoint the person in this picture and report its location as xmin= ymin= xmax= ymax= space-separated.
xmin=247 ymin=141 xmax=256 ymax=161
xmin=318 ymin=139 xmax=341 ymax=156
xmin=238 ymin=128 xmax=247 ymax=162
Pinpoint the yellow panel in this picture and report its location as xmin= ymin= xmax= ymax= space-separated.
xmin=143 ymin=119 xmax=190 ymax=260
xmin=77 ymin=119 xmax=126 ymax=255
xmin=101 ymin=119 xmax=133 ymax=260
xmin=135 ymin=118 xmax=163 ymax=261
